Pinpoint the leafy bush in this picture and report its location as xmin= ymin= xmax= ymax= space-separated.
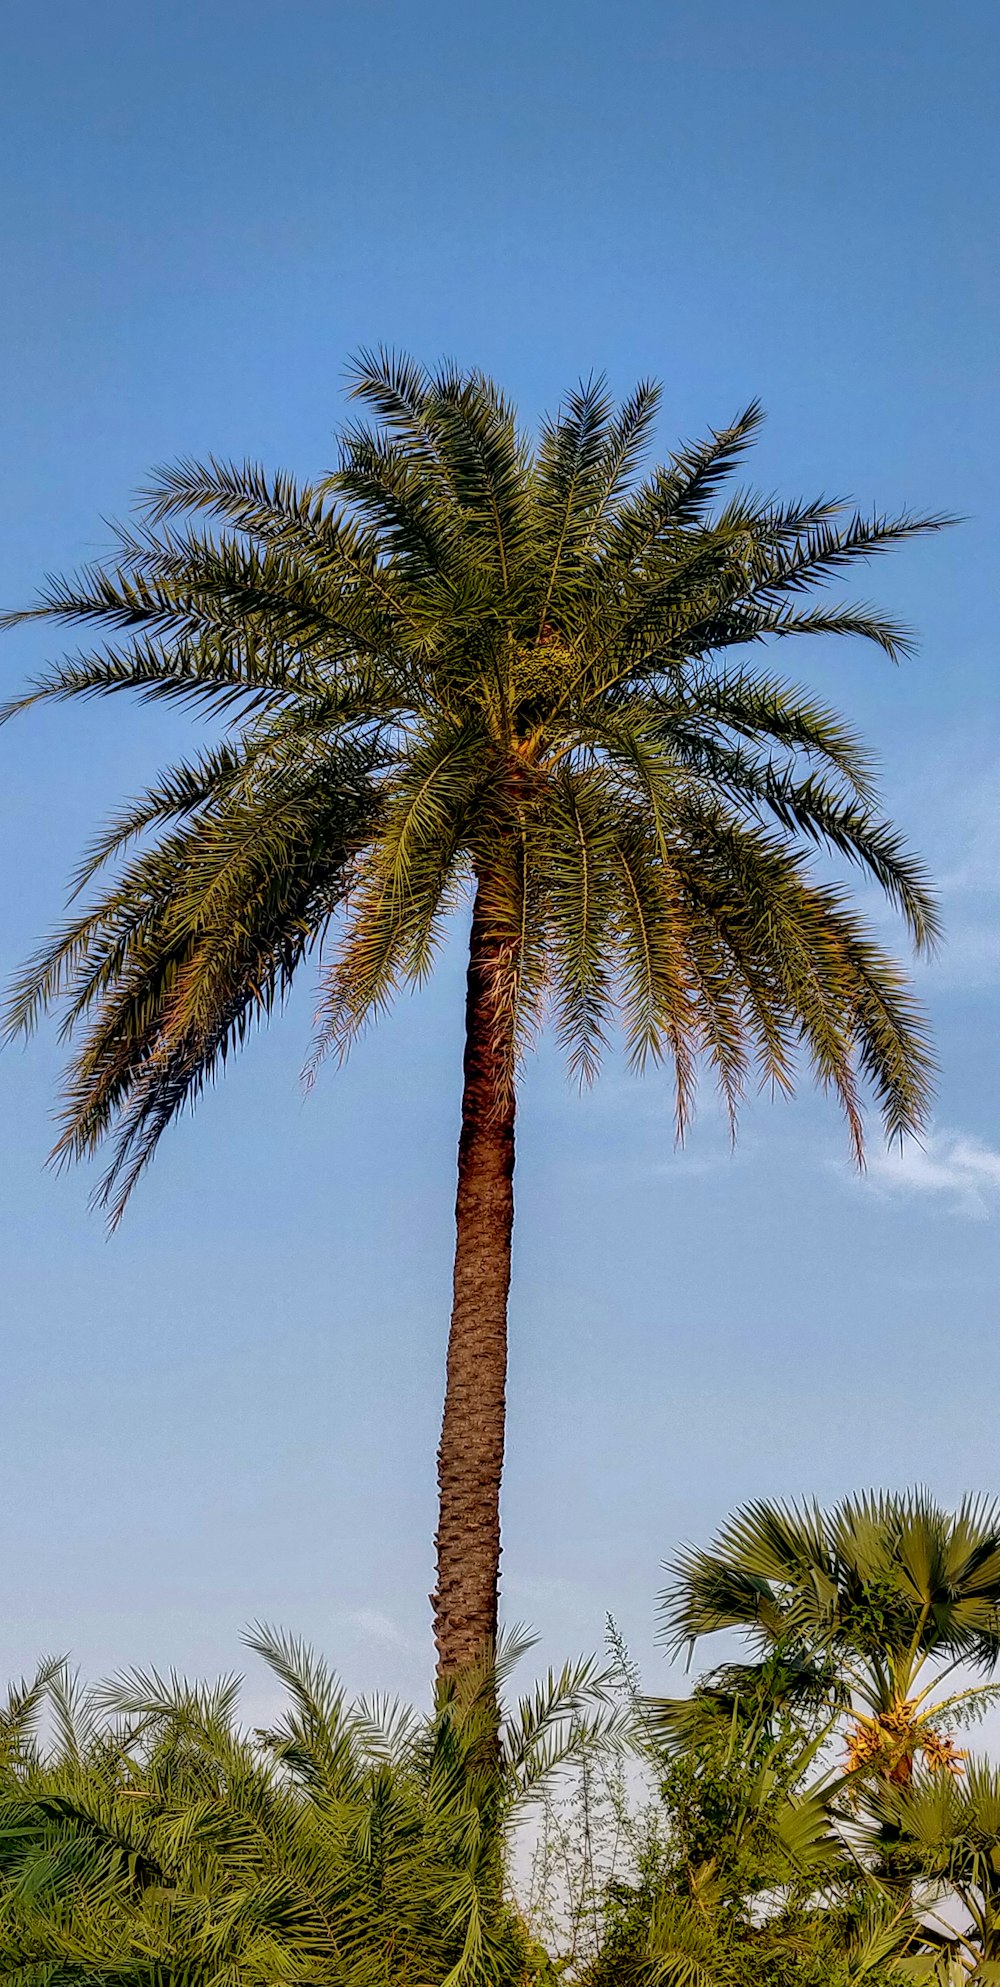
xmin=0 ymin=1628 xmax=619 ymax=1987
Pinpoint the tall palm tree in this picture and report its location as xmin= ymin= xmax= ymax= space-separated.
xmin=2 ymin=354 xmax=942 ymax=1675
xmin=659 ymin=1491 xmax=1000 ymax=1783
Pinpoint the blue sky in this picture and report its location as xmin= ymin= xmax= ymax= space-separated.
xmin=1 ymin=0 xmax=998 ymax=1715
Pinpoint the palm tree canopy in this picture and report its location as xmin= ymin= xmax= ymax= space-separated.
xmin=659 ymin=1491 xmax=1000 ymax=1721
xmin=2 ymin=352 xmax=944 ymax=1220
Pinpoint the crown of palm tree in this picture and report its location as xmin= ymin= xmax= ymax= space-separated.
xmin=2 ymin=354 xmax=942 ymax=1222
xmin=659 ymin=1491 xmax=1000 ymax=1753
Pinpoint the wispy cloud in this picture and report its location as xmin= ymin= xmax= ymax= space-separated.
xmin=866 ymin=1129 xmax=1000 ymax=1219
xmin=343 ymin=1608 xmax=422 ymax=1654
xmin=885 ymin=749 xmax=1000 ymax=991
xmin=932 ymin=766 xmax=1000 ymax=896
xmin=503 ymin=1573 xmax=585 ymax=1610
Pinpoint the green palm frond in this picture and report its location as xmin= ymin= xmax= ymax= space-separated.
xmin=542 ymin=772 xmax=618 ymax=1084
xmin=600 ymin=401 xmax=766 ymax=579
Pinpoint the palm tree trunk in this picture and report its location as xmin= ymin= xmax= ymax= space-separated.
xmin=432 ymin=877 xmax=516 ymax=1676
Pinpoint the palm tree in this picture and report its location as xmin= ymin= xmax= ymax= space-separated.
xmin=2 ymin=354 xmax=942 ymax=1675
xmin=0 ymin=1630 xmax=620 ymax=1987
xmin=658 ymin=1491 xmax=1000 ymax=1784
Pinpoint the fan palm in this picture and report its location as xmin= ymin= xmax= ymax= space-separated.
xmin=585 ymin=1649 xmax=914 ymax=1987
xmin=2 ymin=354 xmax=942 ymax=1673
xmin=658 ymin=1492 xmax=1000 ymax=1784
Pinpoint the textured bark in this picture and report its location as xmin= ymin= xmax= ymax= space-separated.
xmin=432 ymin=878 xmax=516 ymax=1675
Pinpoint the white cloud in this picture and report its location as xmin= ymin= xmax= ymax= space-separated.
xmin=921 ymin=922 xmax=1000 ymax=993
xmin=933 ymin=767 xmax=1000 ymax=896
xmin=503 ymin=1573 xmax=584 ymax=1609
xmin=867 ymin=1128 xmax=1000 ymax=1219
xmin=879 ymin=746 xmax=1000 ymax=990
xmin=343 ymin=1608 xmax=421 ymax=1654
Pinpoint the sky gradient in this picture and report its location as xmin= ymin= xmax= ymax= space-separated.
xmin=1 ymin=0 xmax=998 ymax=1716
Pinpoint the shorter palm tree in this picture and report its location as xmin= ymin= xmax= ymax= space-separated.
xmin=635 ymin=1884 xmax=913 ymax=1987
xmin=657 ymin=1492 xmax=1000 ymax=1786
xmin=0 ymin=1631 xmax=621 ymax=1987
xmin=587 ymin=1643 xmax=915 ymax=1987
